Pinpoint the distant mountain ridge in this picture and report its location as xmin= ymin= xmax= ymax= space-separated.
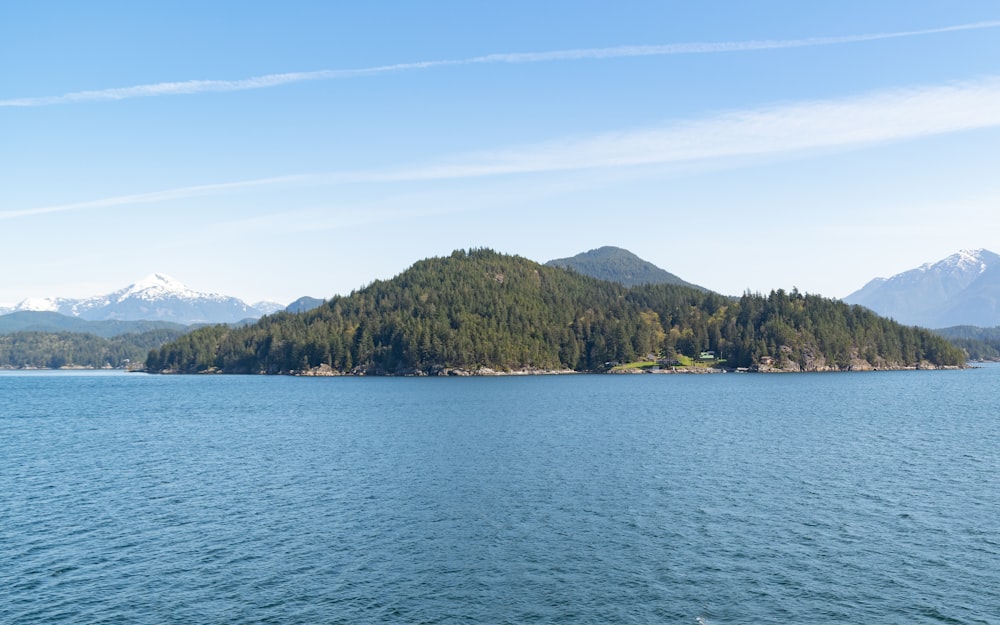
xmin=0 ymin=274 xmax=283 ymax=325
xmin=0 ymin=311 xmax=188 ymax=338
xmin=545 ymin=246 xmax=705 ymax=290
xmin=844 ymin=249 xmax=1000 ymax=328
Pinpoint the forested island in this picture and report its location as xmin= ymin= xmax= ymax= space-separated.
xmin=1 ymin=329 xmax=186 ymax=370
xmin=143 ymin=249 xmax=965 ymax=375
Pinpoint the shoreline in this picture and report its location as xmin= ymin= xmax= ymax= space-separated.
xmin=139 ymin=362 xmax=971 ymax=376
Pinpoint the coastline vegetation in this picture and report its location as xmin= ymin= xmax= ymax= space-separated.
xmin=934 ymin=326 xmax=1000 ymax=361
xmin=0 ymin=329 xmax=186 ymax=370
xmin=145 ymin=249 xmax=966 ymax=375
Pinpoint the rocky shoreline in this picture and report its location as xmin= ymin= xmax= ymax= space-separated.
xmin=295 ymin=363 xmax=578 ymax=377
xmin=291 ymin=361 xmax=965 ymax=377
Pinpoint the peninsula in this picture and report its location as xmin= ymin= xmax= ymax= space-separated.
xmin=145 ymin=249 xmax=965 ymax=375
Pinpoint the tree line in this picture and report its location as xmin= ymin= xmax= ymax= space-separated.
xmin=933 ymin=326 xmax=1000 ymax=361
xmin=1 ymin=329 xmax=186 ymax=369
xmin=146 ymin=249 xmax=967 ymax=374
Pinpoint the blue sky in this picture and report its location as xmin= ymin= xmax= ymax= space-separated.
xmin=3 ymin=1 xmax=1000 ymax=305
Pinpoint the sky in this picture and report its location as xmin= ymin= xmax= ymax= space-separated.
xmin=3 ymin=1 xmax=1000 ymax=305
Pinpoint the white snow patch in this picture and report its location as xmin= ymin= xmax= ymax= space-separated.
xmin=917 ymin=249 xmax=991 ymax=275
xmin=116 ymin=273 xmax=202 ymax=302
xmin=2 ymin=273 xmax=278 ymax=322
xmin=16 ymin=297 xmax=60 ymax=312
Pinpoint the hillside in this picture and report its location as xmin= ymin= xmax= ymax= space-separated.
xmin=545 ymin=246 xmax=704 ymax=289
xmin=934 ymin=326 xmax=1000 ymax=361
xmin=1 ymin=328 xmax=187 ymax=369
xmin=146 ymin=249 xmax=964 ymax=375
xmin=0 ymin=311 xmax=188 ymax=338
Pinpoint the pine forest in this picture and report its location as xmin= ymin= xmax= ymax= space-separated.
xmin=143 ymin=250 xmax=966 ymax=375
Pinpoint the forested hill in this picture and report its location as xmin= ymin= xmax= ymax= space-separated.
xmin=145 ymin=249 xmax=966 ymax=375
xmin=0 ymin=311 xmax=187 ymax=337
xmin=545 ymin=246 xmax=703 ymax=289
xmin=2 ymin=329 xmax=186 ymax=370
xmin=933 ymin=326 xmax=1000 ymax=361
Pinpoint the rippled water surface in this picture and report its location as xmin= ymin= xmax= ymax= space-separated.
xmin=2 ymin=368 xmax=998 ymax=624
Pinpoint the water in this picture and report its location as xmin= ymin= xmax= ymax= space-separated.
xmin=2 ymin=368 xmax=998 ymax=624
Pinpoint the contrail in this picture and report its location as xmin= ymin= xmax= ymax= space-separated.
xmin=2 ymin=21 xmax=998 ymax=107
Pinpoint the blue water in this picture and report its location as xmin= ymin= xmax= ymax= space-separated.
xmin=1 ymin=368 xmax=998 ymax=624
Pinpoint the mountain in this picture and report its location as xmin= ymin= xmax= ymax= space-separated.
xmin=146 ymin=249 xmax=964 ymax=375
xmin=286 ymin=296 xmax=325 ymax=313
xmin=844 ymin=249 xmax=1000 ymax=327
xmin=1 ymin=274 xmax=282 ymax=325
xmin=545 ymin=246 xmax=705 ymax=290
xmin=252 ymin=301 xmax=286 ymax=316
xmin=0 ymin=311 xmax=188 ymax=338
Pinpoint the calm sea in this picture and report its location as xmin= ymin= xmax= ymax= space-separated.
xmin=1 ymin=368 xmax=997 ymax=624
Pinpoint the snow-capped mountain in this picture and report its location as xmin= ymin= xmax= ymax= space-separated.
xmin=844 ymin=249 xmax=1000 ymax=328
xmin=0 ymin=274 xmax=283 ymax=325
xmin=6 ymin=297 xmax=66 ymax=313
xmin=252 ymin=301 xmax=287 ymax=316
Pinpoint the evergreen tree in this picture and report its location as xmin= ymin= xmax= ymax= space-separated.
xmin=143 ymin=249 xmax=968 ymax=375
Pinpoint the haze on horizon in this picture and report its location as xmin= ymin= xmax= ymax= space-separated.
xmin=3 ymin=2 xmax=999 ymax=305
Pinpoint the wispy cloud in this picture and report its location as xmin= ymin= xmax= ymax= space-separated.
xmin=0 ymin=175 xmax=308 ymax=220
xmin=6 ymin=76 xmax=1000 ymax=220
xmin=2 ymin=21 xmax=998 ymax=107
xmin=358 ymin=77 xmax=1000 ymax=181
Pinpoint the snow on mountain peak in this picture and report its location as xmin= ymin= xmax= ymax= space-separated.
xmin=133 ymin=272 xmax=185 ymax=290
xmin=16 ymin=297 xmax=60 ymax=312
xmin=918 ymin=249 xmax=991 ymax=275
xmin=844 ymin=248 xmax=1000 ymax=327
xmin=955 ymin=249 xmax=989 ymax=272
xmin=118 ymin=273 xmax=200 ymax=302
xmin=1 ymin=274 xmax=284 ymax=324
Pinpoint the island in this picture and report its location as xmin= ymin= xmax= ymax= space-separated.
xmin=144 ymin=249 xmax=965 ymax=375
